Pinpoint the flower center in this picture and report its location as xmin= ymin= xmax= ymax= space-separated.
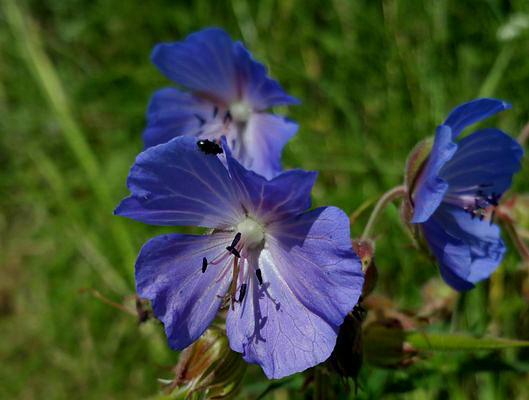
xmin=229 ymin=101 xmax=252 ymax=122
xmin=201 ymin=219 xmax=265 ymax=308
xmin=236 ymin=218 xmax=265 ymax=249
xmin=443 ymin=185 xmax=500 ymax=221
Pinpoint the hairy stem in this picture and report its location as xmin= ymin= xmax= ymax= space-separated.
xmin=518 ymin=120 xmax=529 ymax=146
xmin=503 ymin=219 xmax=529 ymax=264
xmin=361 ymin=185 xmax=407 ymax=239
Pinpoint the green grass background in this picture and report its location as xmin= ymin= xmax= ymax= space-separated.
xmin=1 ymin=0 xmax=529 ymax=398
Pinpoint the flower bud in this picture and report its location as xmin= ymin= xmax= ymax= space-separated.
xmin=351 ymin=239 xmax=377 ymax=297
xmin=363 ymin=318 xmax=419 ymax=368
xmin=163 ymin=326 xmax=247 ymax=399
xmin=328 ymin=309 xmax=365 ymax=379
xmin=400 ymin=137 xmax=433 ymax=244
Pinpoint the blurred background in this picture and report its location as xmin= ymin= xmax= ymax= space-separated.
xmin=1 ymin=0 xmax=529 ymax=398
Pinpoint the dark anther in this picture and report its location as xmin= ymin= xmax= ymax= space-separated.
xmin=223 ymin=110 xmax=232 ymax=124
xmin=226 ymin=246 xmax=241 ymax=258
xmin=230 ymin=232 xmax=242 ymax=248
xmin=194 ymin=113 xmax=206 ymax=127
xmin=202 ymin=257 xmax=208 ymax=273
xmin=197 ymin=139 xmax=223 ymax=155
xmin=490 ymin=210 xmax=496 ymax=226
xmin=213 ymin=106 xmax=218 ymax=118
xmin=238 ymin=283 xmax=247 ymax=302
xmin=488 ymin=192 xmax=499 ymax=206
xmin=256 ymin=269 xmax=263 ymax=285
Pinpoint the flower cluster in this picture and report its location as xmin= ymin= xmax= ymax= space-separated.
xmin=115 ymin=28 xmax=525 ymax=384
xmin=116 ymin=28 xmax=364 ymax=379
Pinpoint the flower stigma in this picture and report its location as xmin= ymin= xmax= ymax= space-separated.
xmin=236 ymin=217 xmax=265 ymax=249
xmin=229 ymin=101 xmax=252 ymax=123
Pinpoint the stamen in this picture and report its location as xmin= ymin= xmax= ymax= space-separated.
xmin=256 ymin=269 xmax=263 ymax=285
xmin=447 ymin=184 xmax=500 ymax=223
xmin=209 ymin=248 xmax=232 ymax=265
xmin=230 ymin=257 xmax=240 ymax=310
xmin=230 ymin=232 xmax=242 ymax=248
xmin=213 ymin=106 xmax=218 ymax=118
xmin=226 ymin=245 xmax=241 ymax=258
xmin=223 ymin=111 xmax=232 ymax=124
xmin=194 ymin=113 xmax=206 ymax=127
xmin=238 ymin=283 xmax=247 ymax=302
xmin=202 ymin=257 xmax=208 ymax=273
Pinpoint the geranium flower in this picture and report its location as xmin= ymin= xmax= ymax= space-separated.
xmin=410 ymin=98 xmax=523 ymax=291
xmin=143 ymin=28 xmax=299 ymax=179
xmin=114 ymin=136 xmax=363 ymax=379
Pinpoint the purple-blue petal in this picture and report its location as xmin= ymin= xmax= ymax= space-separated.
xmin=151 ymin=28 xmax=298 ymax=109
xmin=114 ymin=136 xmax=242 ymax=228
xmin=221 ymin=137 xmax=317 ymax=223
xmin=135 ymin=233 xmax=233 ymax=350
xmin=267 ymin=207 xmax=364 ymax=326
xmin=225 ymin=207 xmax=363 ymax=379
xmin=411 ymin=125 xmax=457 ymax=223
xmin=443 ymin=98 xmax=511 ymax=138
xmin=440 ymin=128 xmax=523 ymax=196
xmin=233 ymin=113 xmax=298 ymax=179
xmin=232 ymin=42 xmax=299 ymax=109
xmin=151 ymin=28 xmax=238 ymax=104
xmin=422 ymin=204 xmax=505 ymax=291
xmin=142 ymin=88 xmax=213 ymax=149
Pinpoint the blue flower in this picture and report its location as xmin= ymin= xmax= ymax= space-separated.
xmin=143 ymin=28 xmax=299 ymax=179
xmin=115 ymin=136 xmax=363 ymax=379
xmin=410 ymin=99 xmax=523 ymax=291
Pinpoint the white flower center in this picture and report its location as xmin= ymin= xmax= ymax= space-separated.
xmin=236 ymin=218 xmax=264 ymax=249
xmin=229 ymin=101 xmax=252 ymax=122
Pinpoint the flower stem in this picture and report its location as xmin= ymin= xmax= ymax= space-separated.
xmin=518 ymin=120 xmax=529 ymax=146
xmin=502 ymin=219 xmax=529 ymax=264
xmin=361 ymin=185 xmax=407 ymax=240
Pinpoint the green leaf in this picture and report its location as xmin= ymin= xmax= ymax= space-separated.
xmin=405 ymin=332 xmax=529 ymax=351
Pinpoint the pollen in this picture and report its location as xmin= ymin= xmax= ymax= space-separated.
xmin=237 ymin=218 xmax=265 ymax=249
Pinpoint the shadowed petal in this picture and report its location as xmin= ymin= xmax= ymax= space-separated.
xmin=411 ymin=125 xmax=457 ymax=223
xmin=142 ymin=88 xmax=213 ymax=149
xmin=136 ymin=233 xmax=233 ymax=350
xmin=221 ymin=137 xmax=317 ymax=222
xmin=225 ymin=207 xmax=363 ymax=379
xmin=236 ymin=113 xmax=298 ymax=179
xmin=440 ymin=128 xmax=523 ymax=196
xmin=225 ymin=251 xmax=338 ymax=379
xmin=422 ymin=204 xmax=505 ymax=291
xmin=267 ymin=207 xmax=364 ymax=325
xmin=443 ymin=98 xmax=511 ymax=138
xmin=115 ymin=136 xmax=242 ymax=228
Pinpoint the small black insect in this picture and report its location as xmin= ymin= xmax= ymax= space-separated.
xmin=201 ymin=257 xmax=208 ymax=273
xmin=197 ymin=139 xmax=222 ymax=155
